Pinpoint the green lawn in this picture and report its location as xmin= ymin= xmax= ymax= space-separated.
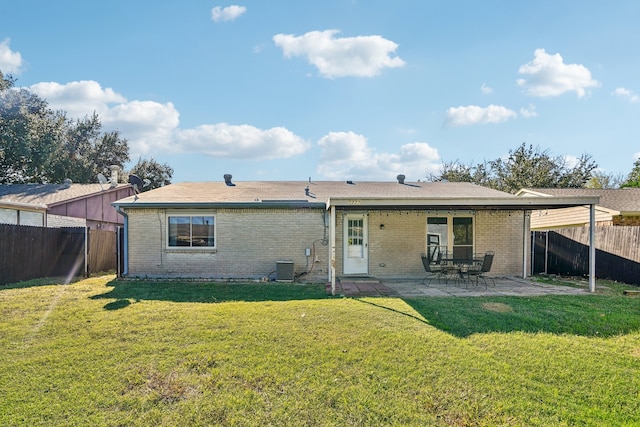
xmin=1 ymin=275 xmax=639 ymax=426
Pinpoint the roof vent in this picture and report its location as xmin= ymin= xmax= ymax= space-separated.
xmin=223 ymin=174 xmax=235 ymax=187
xmin=61 ymin=178 xmax=72 ymax=189
xmin=396 ymin=174 xmax=406 ymax=184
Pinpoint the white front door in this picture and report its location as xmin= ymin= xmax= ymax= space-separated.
xmin=343 ymin=214 xmax=368 ymax=275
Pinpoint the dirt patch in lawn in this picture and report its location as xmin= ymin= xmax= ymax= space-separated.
xmin=481 ymin=302 xmax=513 ymax=313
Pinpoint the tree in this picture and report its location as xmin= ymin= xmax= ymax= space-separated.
xmin=1 ymin=71 xmax=132 ymax=184
xmin=127 ymin=157 xmax=173 ymax=191
xmin=0 ymin=71 xmax=66 ymax=183
xmin=46 ymin=113 xmax=130 ymax=184
xmin=427 ymin=143 xmax=597 ymax=193
xmin=428 ymin=160 xmax=495 ymax=188
xmin=621 ymin=159 xmax=640 ymax=188
xmin=585 ymin=170 xmax=623 ymax=189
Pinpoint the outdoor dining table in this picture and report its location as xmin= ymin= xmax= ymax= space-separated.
xmin=438 ymin=258 xmax=473 ymax=283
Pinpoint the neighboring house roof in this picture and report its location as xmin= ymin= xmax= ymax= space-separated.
xmin=114 ymin=180 xmax=599 ymax=210
xmin=518 ymin=188 xmax=640 ymax=215
xmin=0 ymin=183 xmax=131 ymax=209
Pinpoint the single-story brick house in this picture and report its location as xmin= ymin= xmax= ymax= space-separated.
xmin=517 ymin=188 xmax=640 ymax=229
xmin=113 ymin=175 xmax=599 ymax=290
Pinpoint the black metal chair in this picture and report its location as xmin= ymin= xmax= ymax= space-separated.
xmin=465 ymin=251 xmax=495 ymax=288
xmin=420 ymin=253 xmax=445 ymax=286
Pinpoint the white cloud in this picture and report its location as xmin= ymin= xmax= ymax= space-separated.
xmin=27 ymin=79 xmax=309 ymax=161
xmin=0 ymin=39 xmax=23 ymax=74
xmin=29 ymin=80 xmax=127 ymax=117
xmin=612 ymin=87 xmax=639 ymax=103
xmin=445 ymin=104 xmax=517 ymax=127
xmin=211 ymin=5 xmax=246 ymax=22
xmin=103 ymin=101 xmax=180 ymax=154
xmin=563 ymin=155 xmax=580 ymax=168
xmin=273 ymin=29 xmax=405 ymax=78
xmin=174 ymin=124 xmax=309 ymax=159
xmin=519 ymin=104 xmax=538 ymax=118
xmin=28 ymin=80 xmax=179 ymax=154
xmin=481 ymin=83 xmax=493 ymax=94
xmin=517 ymin=49 xmax=599 ymax=98
xmin=316 ymin=131 xmax=440 ymax=180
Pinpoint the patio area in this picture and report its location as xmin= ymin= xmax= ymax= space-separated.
xmin=328 ymin=276 xmax=592 ymax=297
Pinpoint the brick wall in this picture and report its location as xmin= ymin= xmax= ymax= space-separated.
xmin=126 ymin=207 xmax=328 ymax=281
xmin=474 ymin=210 xmax=528 ymax=276
xmin=126 ymin=207 xmax=527 ymax=281
xmin=336 ymin=209 xmax=527 ymax=279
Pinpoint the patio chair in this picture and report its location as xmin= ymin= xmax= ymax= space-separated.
xmin=420 ymin=253 xmax=445 ymax=286
xmin=465 ymin=251 xmax=495 ymax=288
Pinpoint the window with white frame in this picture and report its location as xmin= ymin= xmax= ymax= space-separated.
xmin=426 ymin=214 xmax=474 ymax=261
xmin=168 ymin=214 xmax=215 ymax=248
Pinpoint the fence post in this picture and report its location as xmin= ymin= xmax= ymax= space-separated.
xmin=544 ymin=231 xmax=548 ymax=275
xmin=85 ymin=227 xmax=89 ymax=277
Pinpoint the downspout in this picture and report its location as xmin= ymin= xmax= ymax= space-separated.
xmin=115 ymin=206 xmax=129 ymax=277
xmin=589 ymin=204 xmax=596 ymax=293
xmin=329 ymin=203 xmax=336 ymax=296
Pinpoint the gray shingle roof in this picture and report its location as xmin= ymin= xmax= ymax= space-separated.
xmin=525 ymin=188 xmax=640 ymax=213
xmin=0 ymin=183 xmax=131 ymax=208
xmin=114 ymin=181 xmax=514 ymax=205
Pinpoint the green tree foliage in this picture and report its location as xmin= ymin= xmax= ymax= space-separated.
xmin=46 ymin=113 xmax=130 ymax=184
xmin=1 ymin=70 xmax=172 ymax=186
xmin=428 ymin=143 xmax=598 ymax=193
xmin=0 ymin=71 xmax=66 ymax=183
xmin=585 ymin=170 xmax=624 ymax=189
xmin=127 ymin=157 xmax=173 ymax=192
xmin=621 ymin=159 xmax=640 ymax=188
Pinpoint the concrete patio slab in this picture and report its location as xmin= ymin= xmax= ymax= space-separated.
xmin=328 ymin=276 xmax=591 ymax=297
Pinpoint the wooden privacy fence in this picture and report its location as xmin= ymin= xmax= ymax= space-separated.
xmin=533 ymin=226 xmax=640 ymax=286
xmin=0 ymin=224 xmax=117 ymax=285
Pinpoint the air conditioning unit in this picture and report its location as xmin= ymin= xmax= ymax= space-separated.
xmin=275 ymin=260 xmax=295 ymax=282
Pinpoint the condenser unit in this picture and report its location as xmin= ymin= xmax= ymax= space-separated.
xmin=275 ymin=260 xmax=295 ymax=282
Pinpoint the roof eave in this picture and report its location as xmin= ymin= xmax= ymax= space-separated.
xmin=0 ymin=201 xmax=48 ymax=211
xmin=112 ymin=201 xmax=327 ymax=210
xmin=48 ymin=184 xmax=132 ymax=208
xmin=326 ymin=196 xmax=600 ymax=210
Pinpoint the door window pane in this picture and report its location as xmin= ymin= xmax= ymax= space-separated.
xmin=453 ymin=217 xmax=473 ymax=260
xmin=427 ymin=216 xmax=473 ymax=260
xmin=427 ymin=217 xmax=448 ymax=260
xmin=347 ymin=218 xmax=363 ymax=257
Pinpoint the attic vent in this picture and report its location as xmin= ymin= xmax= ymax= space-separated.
xmin=223 ymin=174 xmax=235 ymax=187
xmin=396 ymin=174 xmax=406 ymax=184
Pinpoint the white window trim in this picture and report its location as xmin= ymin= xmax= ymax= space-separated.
xmin=166 ymin=211 xmax=217 ymax=250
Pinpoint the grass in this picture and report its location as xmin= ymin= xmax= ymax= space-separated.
xmin=0 ymin=275 xmax=639 ymax=426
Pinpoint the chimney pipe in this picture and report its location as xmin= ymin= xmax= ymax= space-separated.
xmin=224 ymin=174 xmax=235 ymax=186
xmin=110 ymin=165 xmax=120 ymax=188
xmin=396 ymin=174 xmax=406 ymax=184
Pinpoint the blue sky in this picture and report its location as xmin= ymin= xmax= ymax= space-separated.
xmin=1 ymin=1 xmax=639 ymax=183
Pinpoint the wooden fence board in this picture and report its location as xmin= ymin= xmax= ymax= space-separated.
xmin=533 ymin=226 xmax=640 ymax=286
xmin=1 ymin=224 xmax=117 ymax=285
xmin=89 ymin=229 xmax=117 ymax=274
